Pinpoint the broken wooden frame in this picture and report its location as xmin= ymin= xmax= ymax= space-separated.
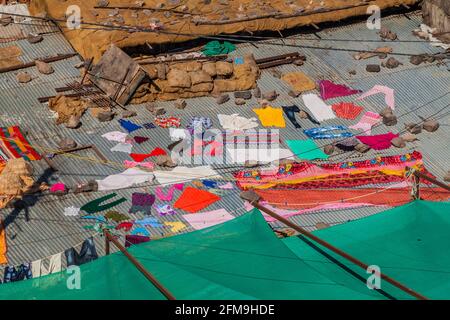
xmin=43 ymin=144 xmax=107 ymax=172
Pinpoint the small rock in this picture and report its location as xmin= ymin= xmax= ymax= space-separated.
xmin=382 ymin=113 xmax=398 ymax=126
xmin=348 ymin=70 xmax=357 ymax=75
xmin=379 ymin=27 xmax=397 ymax=40
xmin=410 ymin=55 xmax=424 ymax=65
xmin=122 ymin=110 xmax=137 ymax=118
xmin=288 ymin=90 xmax=300 ymax=98
xmin=366 ymin=64 xmax=381 ymax=73
xmin=175 ymin=100 xmax=187 ymax=110
xmin=355 ymin=143 xmax=370 ymax=153
xmin=35 ymin=60 xmax=54 ymax=75
xmin=391 ymin=137 xmax=406 ymax=148
xmin=315 ymin=222 xmax=330 ymax=230
xmin=253 ymin=87 xmax=262 ymax=99
xmin=155 ymin=155 xmax=177 ymax=168
xmin=0 ymin=16 xmax=12 ymax=26
xmin=443 ymin=171 xmax=450 ymax=182
xmin=401 ymin=133 xmax=418 ymax=142
xmin=65 ymin=115 xmax=81 ymax=129
xmin=234 ymin=91 xmax=252 ymax=100
xmin=405 ymin=123 xmax=422 ymax=134
xmin=262 ymin=90 xmax=278 ymax=101
xmin=270 ymin=69 xmax=282 ymax=78
xmin=324 ymin=145 xmax=335 ymax=155
xmin=16 ymin=72 xmax=32 ymax=83
xmin=27 ymin=34 xmax=43 ymax=44
xmin=74 ymin=180 xmax=98 ymax=193
xmin=293 ymin=59 xmax=305 ymax=66
xmin=58 ymin=138 xmax=77 ymax=150
xmin=152 ymin=107 xmax=166 ymax=116
xmin=97 ymin=0 xmax=109 ymax=7
xmin=298 ymin=110 xmax=308 ymax=119
xmin=382 ymin=57 xmax=402 ymax=69
xmin=235 ymin=98 xmax=246 ymax=105
xmin=216 ymin=94 xmax=230 ymax=105
xmin=422 ymin=119 xmax=439 ymax=132
xmin=97 ymin=111 xmax=115 ymax=122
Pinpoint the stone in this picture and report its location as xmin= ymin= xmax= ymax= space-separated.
xmin=391 ymin=137 xmax=406 ymax=148
xmin=155 ymin=155 xmax=177 ymax=168
xmin=58 ymin=138 xmax=77 ymax=150
xmin=27 ymin=34 xmax=43 ymax=44
xmin=216 ymin=94 xmax=230 ymax=105
xmin=235 ymin=98 xmax=246 ymax=105
xmin=234 ymin=91 xmax=252 ymax=100
xmin=405 ymin=123 xmax=422 ymax=134
xmin=270 ymin=69 xmax=282 ymax=78
xmin=215 ymin=61 xmax=233 ymax=76
xmin=262 ymin=90 xmax=278 ymax=101
xmin=355 ymin=143 xmax=370 ymax=153
xmin=410 ymin=55 xmax=424 ymax=65
xmin=315 ymin=222 xmax=330 ymax=230
xmin=35 ymin=60 xmax=54 ymax=75
xmin=293 ymin=59 xmax=305 ymax=66
xmin=97 ymin=0 xmax=109 ymax=7
xmin=16 ymin=72 xmax=32 ymax=83
xmin=422 ymin=119 xmax=439 ymax=132
xmin=97 ymin=111 xmax=115 ymax=122
xmin=324 ymin=145 xmax=335 ymax=155
xmin=288 ymin=90 xmax=300 ymax=98
xmin=382 ymin=113 xmax=398 ymax=126
xmin=122 ymin=110 xmax=137 ymax=118
xmin=156 ymin=63 xmax=167 ymax=80
xmin=152 ymin=107 xmax=166 ymax=116
xmin=401 ymin=133 xmax=418 ymax=142
xmin=65 ymin=115 xmax=81 ymax=129
xmin=174 ymin=99 xmax=187 ymax=110
xmin=366 ymin=64 xmax=381 ymax=73
xmin=382 ymin=57 xmax=402 ymax=69
xmin=444 ymin=171 xmax=450 ymax=183
xmin=348 ymin=70 xmax=357 ymax=75
xmin=379 ymin=27 xmax=397 ymax=40
xmin=202 ymin=62 xmax=217 ymax=77
xmin=298 ymin=110 xmax=309 ymax=119
xmin=74 ymin=180 xmax=98 ymax=193
xmin=253 ymin=87 xmax=262 ymax=99
xmin=0 ymin=16 xmax=12 ymax=26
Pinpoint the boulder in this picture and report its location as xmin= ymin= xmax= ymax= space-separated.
xmin=189 ymin=70 xmax=212 ymax=85
xmin=382 ymin=57 xmax=402 ymax=69
xmin=366 ymin=64 xmax=381 ymax=73
xmin=262 ymin=90 xmax=278 ymax=101
xmin=401 ymin=133 xmax=418 ymax=142
xmin=97 ymin=111 xmax=115 ymax=122
xmin=202 ymin=62 xmax=217 ymax=77
xmin=355 ymin=143 xmax=370 ymax=153
xmin=215 ymin=61 xmax=233 ymax=76
xmin=235 ymin=98 xmax=246 ymax=105
xmin=167 ymin=68 xmax=191 ymax=88
xmin=405 ymin=123 xmax=422 ymax=134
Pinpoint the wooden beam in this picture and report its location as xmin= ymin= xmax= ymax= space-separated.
xmin=407 ymin=167 xmax=450 ymax=192
xmin=0 ymin=53 xmax=77 ymax=73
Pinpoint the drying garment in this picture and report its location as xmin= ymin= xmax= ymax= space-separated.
xmin=119 ymin=119 xmax=142 ymax=133
xmin=124 ymin=160 xmax=154 ymax=170
xmin=135 ymin=217 xmax=164 ymax=228
xmin=104 ymin=211 xmax=129 ymax=223
xmin=155 ymin=204 xmax=177 ymax=216
xmin=0 ymin=221 xmax=7 ymax=265
xmin=129 ymin=193 xmax=155 ymax=215
xmin=252 ymin=106 xmax=286 ymax=128
xmin=116 ymin=222 xmax=133 ymax=232
xmin=101 ymin=131 xmax=128 ymax=143
xmin=318 ymin=80 xmax=362 ymax=100
xmin=217 ymin=114 xmax=259 ymax=131
xmin=356 ymin=132 xmax=399 ymax=150
xmin=285 ymin=139 xmax=329 ymax=160
xmin=64 ymin=206 xmax=80 ymax=217
xmin=182 ymin=208 xmax=235 ymax=230
xmin=125 ymin=235 xmax=150 ymax=248
xmin=254 ymin=187 xmax=450 ymax=211
xmin=0 ymin=126 xmax=41 ymax=162
xmin=3 ymin=263 xmax=32 ymax=283
xmin=187 ymin=140 xmax=223 ymax=157
xmin=219 ymin=182 xmax=234 ymax=190
xmin=96 ymin=168 xmax=154 ymax=191
xmin=202 ymin=40 xmax=236 ymax=56
xmin=304 ymin=126 xmax=353 ymax=139
xmin=80 ymin=193 xmax=127 ymax=214
xmin=281 ymin=72 xmax=316 ymax=93
xmin=81 ymin=215 xmax=107 ymax=223
xmin=357 ymin=85 xmax=395 ymax=110
xmin=164 ymin=221 xmax=187 ymax=233
xmin=349 ymin=111 xmax=381 ymax=135
xmin=331 ymin=102 xmax=364 ymax=120
xmin=31 ymin=253 xmax=62 ymax=278
xmin=154 ymin=116 xmax=181 ymax=128
xmin=202 ymin=180 xmax=219 ymax=189
xmin=153 ymin=166 xmax=222 ymax=185
xmin=65 ymin=237 xmax=98 ymax=267
xmin=50 ymin=183 xmax=66 ymax=193
xmin=155 ymin=183 xmax=184 ymax=201
xmin=170 ymin=128 xmax=188 ymax=141
xmin=223 ymin=130 xmax=280 ymax=146
xmin=186 ymin=116 xmax=213 ymax=135
xmin=130 ymin=148 xmax=167 ymax=162
xmin=143 ymin=123 xmax=156 ymax=129
xmin=335 ymin=137 xmax=359 ymax=151
xmin=301 ymin=94 xmax=336 ymax=122
xmin=133 ymin=136 xmax=149 ymax=144
xmin=110 ymin=142 xmax=133 ymax=154
xmin=282 ymin=105 xmax=302 ymax=128
xmin=174 ymin=187 xmax=221 ymax=213
xmin=226 ymin=147 xmax=295 ymax=164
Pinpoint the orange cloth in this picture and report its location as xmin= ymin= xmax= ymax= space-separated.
xmin=0 ymin=221 xmax=8 ymax=265
xmin=174 ymin=187 xmax=221 ymax=213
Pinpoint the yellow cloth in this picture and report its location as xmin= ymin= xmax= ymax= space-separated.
xmin=0 ymin=221 xmax=8 ymax=265
xmin=281 ymin=72 xmax=316 ymax=93
xmin=253 ymin=106 xmax=286 ymax=128
xmin=164 ymin=221 xmax=187 ymax=233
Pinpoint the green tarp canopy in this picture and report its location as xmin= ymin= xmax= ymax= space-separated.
xmin=0 ymin=200 xmax=448 ymax=300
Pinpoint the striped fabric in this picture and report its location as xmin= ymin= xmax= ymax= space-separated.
xmin=0 ymin=126 xmax=41 ymax=163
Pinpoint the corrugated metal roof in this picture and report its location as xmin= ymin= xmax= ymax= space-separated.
xmin=0 ymin=12 xmax=449 ymax=267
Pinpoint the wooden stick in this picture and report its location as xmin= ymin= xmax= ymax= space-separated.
xmin=240 ymin=190 xmax=429 ymax=300
xmin=407 ymin=167 xmax=450 ymax=192
xmin=0 ymin=53 xmax=77 ymax=73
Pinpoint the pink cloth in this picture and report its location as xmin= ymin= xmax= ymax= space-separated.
xmin=182 ymin=209 xmax=234 ymax=230
xmin=244 ymin=201 xmax=387 ymax=222
xmin=50 ymin=183 xmax=66 ymax=193
xmin=356 ymin=132 xmax=399 ymax=150
xmin=155 ymin=183 xmax=184 ymax=201
xmin=349 ymin=111 xmax=381 ymax=135
xmin=318 ymin=80 xmax=362 ymax=100
xmin=357 ymin=85 xmax=395 ymax=110
xmin=124 ymin=160 xmax=154 ymax=170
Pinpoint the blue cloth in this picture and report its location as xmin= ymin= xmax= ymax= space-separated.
xmin=187 ymin=117 xmax=212 ymax=135
xmin=80 ymin=215 xmax=107 ymax=223
xmin=135 ymin=217 xmax=163 ymax=228
xmin=4 ymin=263 xmax=32 ymax=283
xmin=304 ymin=126 xmax=353 ymax=139
xmin=143 ymin=123 xmax=156 ymax=129
xmin=131 ymin=227 xmax=151 ymax=236
xmin=202 ymin=180 xmax=219 ymax=189
xmin=119 ymin=119 xmax=142 ymax=133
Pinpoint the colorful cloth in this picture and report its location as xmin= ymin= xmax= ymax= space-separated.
xmin=331 ymin=102 xmax=364 ymax=120
xmin=143 ymin=123 xmax=156 ymax=129
xmin=186 ymin=117 xmax=213 ymax=135
xmin=104 ymin=211 xmax=129 ymax=223
xmin=129 ymin=193 xmax=155 ymax=215
xmin=125 ymin=235 xmax=150 ymax=248
xmin=133 ymin=136 xmax=149 ymax=144
xmin=253 ymin=106 xmax=286 ymax=128
xmin=3 ymin=263 xmax=32 ymax=283
xmin=202 ymin=40 xmax=236 ymax=56
xmin=0 ymin=221 xmax=7 ymax=265
xmin=182 ymin=209 xmax=234 ymax=230
xmin=96 ymin=168 xmax=154 ymax=191
xmin=164 ymin=221 xmax=187 ymax=233
xmin=349 ymin=111 xmax=381 ymax=135
xmin=130 ymin=147 xmax=167 ymax=162
xmin=63 ymin=206 xmax=80 ymax=217
xmin=80 ymin=193 xmax=127 ymax=214
xmin=217 ymin=114 xmax=259 ymax=131
xmin=155 ymin=183 xmax=184 ymax=201
xmin=174 ymin=187 xmax=221 ymax=213
xmin=356 ymin=132 xmax=399 ymax=150
xmin=286 ymin=139 xmax=329 ymax=160
xmin=119 ymin=119 xmax=142 ymax=133
xmin=304 ymin=126 xmax=353 ymax=139
xmin=154 ymin=116 xmax=181 ymax=128
xmin=318 ymin=80 xmax=362 ymax=100
xmin=155 ymin=204 xmax=177 ymax=216
xmin=116 ymin=222 xmax=133 ymax=232
xmin=357 ymin=85 xmax=395 ymax=110
xmin=301 ymin=94 xmax=336 ymax=122
xmin=0 ymin=126 xmax=41 ymax=162
xmin=131 ymin=227 xmax=151 ymax=236
xmin=50 ymin=183 xmax=66 ymax=193
xmin=135 ymin=217 xmax=163 ymax=228
xmin=124 ymin=160 xmax=154 ymax=170
xmin=101 ymin=131 xmax=128 ymax=143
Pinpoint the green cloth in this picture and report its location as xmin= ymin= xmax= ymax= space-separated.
xmin=286 ymin=139 xmax=329 ymax=160
xmin=80 ymin=193 xmax=127 ymax=214
xmin=202 ymin=41 xmax=236 ymax=56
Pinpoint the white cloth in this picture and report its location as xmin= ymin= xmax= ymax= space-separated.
xmin=153 ymin=166 xmax=222 ymax=185
xmin=226 ymin=147 xmax=294 ymax=164
xmin=102 ymin=131 xmax=128 ymax=143
xmin=183 ymin=209 xmax=234 ymax=230
xmin=217 ymin=114 xmax=259 ymax=131
xmin=417 ymin=24 xmax=450 ymax=50
xmin=64 ymin=206 xmax=80 ymax=217
xmin=96 ymin=168 xmax=154 ymax=191
xmin=110 ymin=142 xmax=132 ymax=154
xmin=170 ymin=128 xmax=188 ymax=141
xmin=31 ymin=253 xmax=62 ymax=278
xmin=302 ymin=93 xmax=336 ymax=122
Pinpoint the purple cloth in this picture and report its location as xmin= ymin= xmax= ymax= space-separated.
xmin=129 ymin=193 xmax=155 ymax=215
xmin=318 ymin=80 xmax=362 ymax=100
xmin=125 ymin=235 xmax=151 ymax=248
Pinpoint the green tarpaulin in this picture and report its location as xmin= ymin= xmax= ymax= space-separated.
xmin=202 ymin=41 xmax=236 ymax=56
xmin=0 ymin=200 xmax=448 ymax=300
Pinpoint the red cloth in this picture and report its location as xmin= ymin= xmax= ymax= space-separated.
xmin=149 ymin=147 xmax=167 ymax=157
xmin=318 ymin=80 xmax=362 ymax=100
xmin=331 ymin=102 xmax=364 ymax=120
xmin=134 ymin=136 xmax=149 ymax=144
xmin=130 ymin=148 xmax=167 ymax=162
xmin=116 ymin=222 xmax=133 ymax=232
xmin=174 ymin=187 xmax=221 ymax=213
xmin=356 ymin=132 xmax=399 ymax=150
